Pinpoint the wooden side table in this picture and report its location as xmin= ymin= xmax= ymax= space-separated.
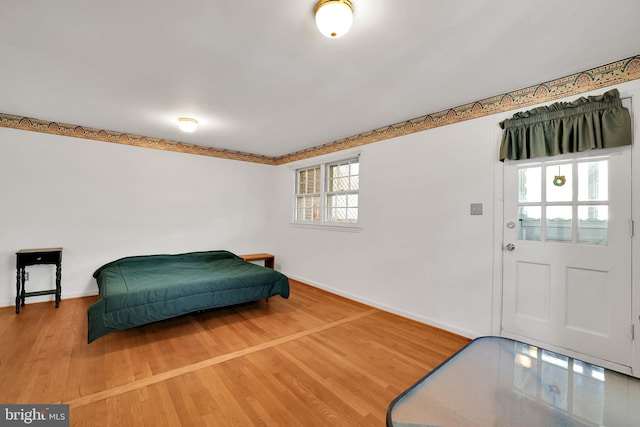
xmin=239 ymin=253 xmax=275 ymax=269
xmin=15 ymin=247 xmax=63 ymax=313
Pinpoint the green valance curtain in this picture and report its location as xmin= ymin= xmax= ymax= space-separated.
xmin=498 ymin=88 xmax=632 ymax=162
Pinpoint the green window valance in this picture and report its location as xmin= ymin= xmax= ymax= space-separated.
xmin=499 ymin=88 xmax=631 ymax=162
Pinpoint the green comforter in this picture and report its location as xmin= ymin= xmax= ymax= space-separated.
xmin=87 ymin=250 xmax=289 ymax=343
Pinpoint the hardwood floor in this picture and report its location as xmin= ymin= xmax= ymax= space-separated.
xmin=0 ymin=280 xmax=469 ymax=426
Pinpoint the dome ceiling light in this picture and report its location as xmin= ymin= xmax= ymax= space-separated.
xmin=314 ymin=0 xmax=354 ymax=38
xmin=178 ymin=117 xmax=198 ymax=133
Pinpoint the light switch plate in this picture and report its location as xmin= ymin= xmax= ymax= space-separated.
xmin=470 ymin=203 xmax=483 ymax=215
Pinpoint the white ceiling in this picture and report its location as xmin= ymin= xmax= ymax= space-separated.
xmin=2 ymin=0 xmax=639 ymax=158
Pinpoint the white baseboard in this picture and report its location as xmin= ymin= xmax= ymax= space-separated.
xmin=3 ymin=273 xmax=480 ymax=342
xmin=285 ymin=272 xmax=479 ymax=340
xmin=0 ymin=289 xmax=98 ymax=308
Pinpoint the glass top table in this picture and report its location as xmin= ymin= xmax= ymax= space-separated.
xmin=387 ymin=336 xmax=640 ymax=427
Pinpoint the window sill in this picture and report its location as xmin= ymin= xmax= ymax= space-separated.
xmin=290 ymin=222 xmax=362 ymax=233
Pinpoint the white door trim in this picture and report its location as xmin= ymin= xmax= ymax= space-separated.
xmin=491 ymin=120 xmax=505 ymax=337
xmin=627 ymin=90 xmax=640 ymax=378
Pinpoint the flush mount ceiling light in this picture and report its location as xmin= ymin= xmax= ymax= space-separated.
xmin=314 ymin=0 xmax=353 ymax=38
xmin=177 ymin=117 xmax=198 ymax=133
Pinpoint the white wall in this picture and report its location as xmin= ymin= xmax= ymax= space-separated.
xmin=0 ymin=128 xmax=276 ymax=307
xmin=273 ymin=117 xmax=498 ymax=338
xmin=274 ymin=80 xmax=640 ymax=340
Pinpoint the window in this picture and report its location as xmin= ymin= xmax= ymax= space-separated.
xmin=517 ymin=158 xmax=608 ymax=245
xmin=294 ymin=158 xmax=359 ymax=225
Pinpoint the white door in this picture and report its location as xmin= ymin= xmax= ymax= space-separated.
xmin=502 ymin=147 xmax=633 ymax=368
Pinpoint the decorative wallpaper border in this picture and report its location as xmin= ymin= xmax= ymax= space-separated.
xmin=1 ymin=55 xmax=639 ymax=165
xmin=273 ymin=55 xmax=640 ymax=164
xmin=0 ymin=114 xmax=275 ymax=165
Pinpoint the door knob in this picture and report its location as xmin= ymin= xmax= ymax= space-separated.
xmin=504 ymin=243 xmax=516 ymax=252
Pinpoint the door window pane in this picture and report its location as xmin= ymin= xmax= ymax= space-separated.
xmin=519 ymin=206 xmax=541 ymax=241
xmin=578 ymin=161 xmax=608 ymax=201
xmin=546 ymin=164 xmax=572 ymax=202
xmin=514 ymin=158 xmax=610 ymax=245
xmin=547 ymin=206 xmax=572 ymax=243
xmin=519 ymin=167 xmax=541 ymax=203
xmin=578 ymin=206 xmax=608 ymax=245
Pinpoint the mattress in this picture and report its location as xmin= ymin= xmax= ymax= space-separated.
xmin=87 ymin=250 xmax=289 ymax=343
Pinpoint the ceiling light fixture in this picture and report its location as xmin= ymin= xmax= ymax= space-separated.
xmin=178 ymin=117 xmax=198 ymax=133
xmin=314 ymin=0 xmax=353 ymax=38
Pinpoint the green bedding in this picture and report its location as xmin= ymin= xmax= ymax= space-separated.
xmin=87 ymin=250 xmax=289 ymax=343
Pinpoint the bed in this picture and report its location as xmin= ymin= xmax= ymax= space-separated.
xmin=87 ymin=250 xmax=290 ymax=343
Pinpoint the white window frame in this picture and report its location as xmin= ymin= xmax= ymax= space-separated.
xmin=292 ymin=156 xmax=361 ymax=232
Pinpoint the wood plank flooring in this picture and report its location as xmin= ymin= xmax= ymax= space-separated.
xmin=0 ymin=279 xmax=469 ymax=426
